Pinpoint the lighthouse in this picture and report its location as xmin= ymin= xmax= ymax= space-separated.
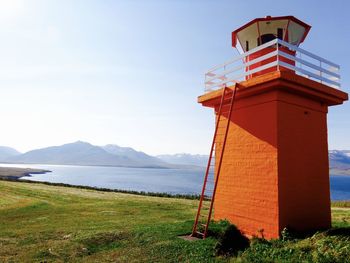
xmin=192 ymin=16 xmax=348 ymax=239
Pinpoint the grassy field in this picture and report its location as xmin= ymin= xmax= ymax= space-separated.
xmin=0 ymin=180 xmax=349 ymax=262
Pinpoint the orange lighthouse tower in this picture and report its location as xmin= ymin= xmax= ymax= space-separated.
xmin=192 ymin=16 xmax=348 ymax=239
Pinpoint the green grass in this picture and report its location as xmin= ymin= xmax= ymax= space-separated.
xmin=332 ymin=200 xmax=350 ymax=208
xmin=0 ymin=180 xmax=349 ymax=262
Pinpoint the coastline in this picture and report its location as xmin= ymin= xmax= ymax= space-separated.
xmin=0 ymin=166 xmax=348 ymax=201
xmin=330 ymin=168 xmax=350 ymax=176
xmin=0 ymin=161 xmax=201 ymax=170
xmin=0 ymin=167 xmax=51 ymax=180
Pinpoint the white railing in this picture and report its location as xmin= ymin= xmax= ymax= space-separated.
xmin=205 ymin=38 xmax=341 ymax=92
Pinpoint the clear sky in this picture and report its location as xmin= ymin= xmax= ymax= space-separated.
xmin=0 ymin=0 xmax=349 ymax=155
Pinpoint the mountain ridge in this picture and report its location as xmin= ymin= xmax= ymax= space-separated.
xmin=1 ymin=141 xmax=168 ymax=168
xmin=1 ymin=142 xmax=349 ymax=170
xmin=156 ymin=153 xmax=208 ymax=167
xmin=0 ymin=146 xmax=21 ymax=160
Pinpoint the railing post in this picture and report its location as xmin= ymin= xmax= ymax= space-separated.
xmin=277 ymin=39 xmax=280 ymax=71
xmin=204 ymin=38 xmax=340 ymax=92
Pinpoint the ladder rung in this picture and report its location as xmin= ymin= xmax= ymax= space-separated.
xmin=196 ymin=231 xmax=204 ymax=236
xmin=192 ymin=87 xmax=237 ymax=240
xmin=221 ymin=103 xmax=232 ymax=107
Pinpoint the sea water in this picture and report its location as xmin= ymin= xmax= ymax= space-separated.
xmin=1 ymin=163 xmax=349 ymax=200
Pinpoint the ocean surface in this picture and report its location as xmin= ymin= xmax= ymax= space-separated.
xmin=1 ymin=163 xmax=349 ymax=200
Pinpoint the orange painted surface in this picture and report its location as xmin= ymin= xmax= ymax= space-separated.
xmin=277 ymin=96 xmax=331 ymax=232
xmin=214 ymin=94 xmax=280 ymax=239
xmin=199 ymin=71 xmax=348 ymax=239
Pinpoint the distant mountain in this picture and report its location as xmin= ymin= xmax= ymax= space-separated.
xmin=103 ymin=144 xmax=166 ymax=167
xmin=157 ymin=153 xmax=209 ymax=167
xmin=158 ymin=151 xmax=350 ymax=170
xmin=0 ymin=146 xmax=21 ymax=160
xmin=1 ymin=142 xmax=349 ymax=170
xmin=2 ymin=141 xmax=168 ymax=168
xmin=329 ymin=150 xmax=350 ymax=169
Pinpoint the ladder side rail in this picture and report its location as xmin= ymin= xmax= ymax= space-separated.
xmin=203 ymin=84 xmax=238 ymax=238
xmin=191 ymin=87 xmax=229 ymax=236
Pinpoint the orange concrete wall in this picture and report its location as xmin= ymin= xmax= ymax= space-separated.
xmin=277 ymin=92 xmax=331 ymax=232
xmin=213 ymin=89 xmax=331 ymax=238
xmin=200 ymin=71 xmax=347 ymax=239
xmin=213 ymin=90 xmax=280 ymax=239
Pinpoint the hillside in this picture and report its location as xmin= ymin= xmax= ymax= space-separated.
xmin=103 ymin=144 xmax=166 ymax=167
xmin=329 ymin=150 xmax=350 ymax=169
xmin=1 ymin=143 xmax=350 ymax=170
xmin=0 ymin=146 xmax=21 ymax=160
xmin=0 ymin=180 xmax=349 ymax=262
xmin=157 ymin=153 xmax=208 ymax=167
xmin=159 ymin=151 xmax=350 ymax=170
xmin=2 ymin=141 xmax=169 ymax=168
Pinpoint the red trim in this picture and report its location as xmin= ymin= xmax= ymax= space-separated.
xmin=257 ymin=22 xmax=262 ymax=47
xmin=285 ymin=19 xmax=291 ymax=42
xmin=232 ymin=31 xmax=236 ymax=47
xmin=232 ymin=16 xmax=311 ymax=48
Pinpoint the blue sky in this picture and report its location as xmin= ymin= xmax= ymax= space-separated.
xmin=0 ymin=0 xmax=349 ymax=154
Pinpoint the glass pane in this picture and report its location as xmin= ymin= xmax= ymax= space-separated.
xmin=236 ymin=23 xmax=259 ymax=52
xmin=258 ymin=20 xmax=288 ymax=43
xmin=288 ymin=20 xmax=306 ymax=45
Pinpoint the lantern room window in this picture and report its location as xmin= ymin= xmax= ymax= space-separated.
xmin=232 ymin=16 xmax=311 ymax=52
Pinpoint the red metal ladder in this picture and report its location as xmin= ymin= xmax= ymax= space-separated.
xmin=191 ymin=85 xmax=238 ymax=239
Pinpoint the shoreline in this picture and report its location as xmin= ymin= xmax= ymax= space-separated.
xmin=0 ymin=167 xmax=51 ymax=180
xmin=0 ymin=162 xmax=204 ymax=170
xmin=330 ymin=168 xmax=350 ymax=176
xmin=1 ymin=174 xmax=349 ymax=202
xmin=1 ymin=165 xmax=349 ymax=201
xmin=0 ymin=177 xmax=201 ymax=200
xmin=0 ymin=177 xmax=349 ymax=203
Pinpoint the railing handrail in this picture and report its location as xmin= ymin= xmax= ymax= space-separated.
xmin=206 ymin=50 xmax=278 ymax=83
xmin=278 ymin=50 xmax=340 ymax=79
xmin=206 ymin=38 xmax=280 ymax=74
xmin=276 ymin=39 xmax=340 ymax=69
xmin=204 ymin=38 xmax=341 ymax=92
